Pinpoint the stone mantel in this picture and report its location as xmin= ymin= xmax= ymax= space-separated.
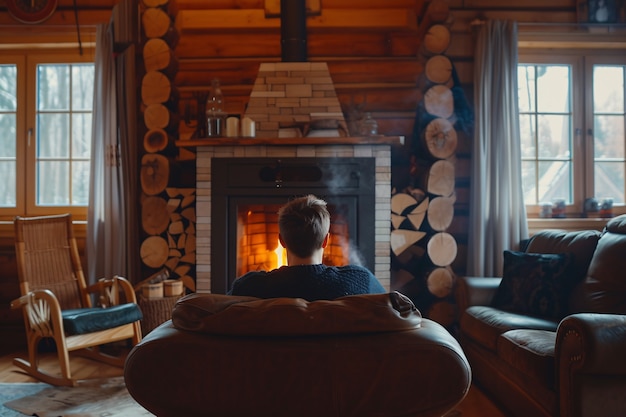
xmin=176 ymin=136 xmax=404 ymax=147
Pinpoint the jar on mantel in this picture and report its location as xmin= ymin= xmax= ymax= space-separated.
xmin=206 ymin=78 xmax=225 ymax=137
xmin=360 ymin=112 xmax=378 ymax=136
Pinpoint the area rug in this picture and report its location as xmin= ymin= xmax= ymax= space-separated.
xmin=0 ymin=377 xmax=153 ymax=417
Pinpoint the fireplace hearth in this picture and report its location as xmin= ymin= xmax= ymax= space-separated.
xmin=211 ymin=157 xmax=375 ymax=294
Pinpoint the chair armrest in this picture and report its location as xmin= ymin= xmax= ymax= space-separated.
xmin=11 ymin=289 xmax=64 ymax=338
xmin=86 ymin=275 xmax=138 ymax=307
xmin=455 ymin=276 xmax=501 ymax=314
xmin=556 ymin=313 xmax=626 ymax=417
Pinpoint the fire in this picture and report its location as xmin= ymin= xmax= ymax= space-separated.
xmin=273 ymin=240 xmax=287 ymax=269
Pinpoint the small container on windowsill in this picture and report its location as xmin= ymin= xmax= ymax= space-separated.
xmin=551 ymin=199 xmax=566 ymax=218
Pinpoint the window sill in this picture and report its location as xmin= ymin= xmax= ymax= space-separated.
xmin=0 ymin=220 xmax=87 ymax=240
xmin=527 ymin=217 xmax=609 ymax=235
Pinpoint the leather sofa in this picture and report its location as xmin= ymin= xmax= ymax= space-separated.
xmin=456 ymin=215 xmax=626 ymax=417
xmin=125 ymin=291 xmax=471 ymax=417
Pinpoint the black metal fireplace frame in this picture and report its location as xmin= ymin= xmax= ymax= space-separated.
xmin=211 ymin=157 xmax=376 ymax=294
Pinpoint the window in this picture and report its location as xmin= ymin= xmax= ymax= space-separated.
xmin=0 ymin=53 xmax=94 ymax=221
xmin=518 ymin=51 xmax=626 ymax=217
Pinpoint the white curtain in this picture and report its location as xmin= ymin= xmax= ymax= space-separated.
xmin=467 ymin=20 xmax=529 ymax=277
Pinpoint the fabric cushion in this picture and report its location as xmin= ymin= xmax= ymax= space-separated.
xmin=492 ymin=250 xmax=573 ymax=320
xmin=172 ymin=292 xmax=422 ymax=336
xmin=62 ymin=303 xmax=143 ymax=336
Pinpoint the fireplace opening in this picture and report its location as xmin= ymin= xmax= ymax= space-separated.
xmin=211 ymin=157 xmax=375 ymax=294
xmin=235 ymin=201 xmax=351 ymax=276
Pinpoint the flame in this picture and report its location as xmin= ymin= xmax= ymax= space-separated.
xmin=273 ymin=240 xmax=287 ymax=269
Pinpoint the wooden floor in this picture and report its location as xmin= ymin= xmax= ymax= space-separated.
xmin=0 ymin=348 xmax=507 ymax=417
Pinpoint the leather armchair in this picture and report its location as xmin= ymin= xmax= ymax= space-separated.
xmin=456 ymin=215 xmax=626 ymax=417
xmin=556 ymin=313 xmax=626 ymax=417
xmin=125 ymin=292 xmax=471 ymax=417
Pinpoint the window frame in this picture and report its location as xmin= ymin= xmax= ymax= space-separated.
xmin=0 ymin=50 xmax=94 ymax=222
xmin=518 ymin=47 xmax=626 ymax=218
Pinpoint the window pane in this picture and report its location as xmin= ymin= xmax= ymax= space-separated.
xmin=38 ymin=113 xmax=70 ymax=158
xmin=518 ymin=62 xmax=573 ymax=206
xmin=0 ymin=114 xmax=16 ymax=158
xmin=72 ymin=113 xmax=92 ymax=158
xmin=0 ymin=65 xmax=17 ymax=111
xmin=595 ymin=162 xmax=625 ymax=204
xmin=0 ymin=64 xmax=17 ymax=208
xmin=537 ymin=65 xmax=570 ymax=113
xmin=594 ymin=66 xmax=624 ymax=113
xmin=593 ymin=64 xmax=625 ymax=205
xmin=537 ymin=115 xmax=571 ymax=159
xmin=72 ymin=161 xmax=90 ymax=206
xmin=0 ymin=161 xmax=16 ymax=207
xmin=38 ymin=65 xmax=70 ymax=111
xmin=595 ymin=115 xmax=625 ymax=159
xmin=72 ymin=65 xmax=94 ymax=111
xmin=522 ymin=160 xmax=537 ymax=204
xmin=38 ymin=161 xmax=69 ymax=205
xmin=539 ymin=160 xmax=571 ymax=204
xmin=519 ymin=114 xmax=536 ymax=158
xmin=518 ymin=65 xmax=535 ymax=113
xmin=35 ymin=62 xmax=94 ymax=208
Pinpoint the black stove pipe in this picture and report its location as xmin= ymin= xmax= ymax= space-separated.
xmin=280 ymin=0 xmax=307 ymax=62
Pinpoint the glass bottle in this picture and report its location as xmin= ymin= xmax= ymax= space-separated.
xmin=206 ymin=78 xmax=225 ymax=137
xmin=361 ymin=112 xmax=378 ymax=136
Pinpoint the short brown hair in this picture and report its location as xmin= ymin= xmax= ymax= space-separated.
xmin=278 ymin=194 xmax=330 ymax=258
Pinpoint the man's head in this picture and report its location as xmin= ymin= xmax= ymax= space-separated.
xmin=278 ymin=194 xmax=331 ymax=258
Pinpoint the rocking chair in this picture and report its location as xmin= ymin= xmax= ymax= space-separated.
xmin=11 ymin=214 xmax=143 ymax=386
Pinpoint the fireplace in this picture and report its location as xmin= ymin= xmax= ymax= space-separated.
xmin=211 ymin=157 xmax=375 ymax=294
xmin=192 ymin=140 xmax=396 ymax=294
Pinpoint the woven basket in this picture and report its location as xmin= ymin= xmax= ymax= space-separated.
xmin=137 ymin=294 xmax=180 ymax=335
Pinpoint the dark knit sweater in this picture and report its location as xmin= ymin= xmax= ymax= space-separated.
xmin=228 ymin=264 xmax=385 ymax=301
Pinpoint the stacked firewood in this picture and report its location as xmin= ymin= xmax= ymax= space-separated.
xmin=391 ymin=0 xmax=462 ymax=329
xmin=139 ymin=0 xmax=196 ymax=290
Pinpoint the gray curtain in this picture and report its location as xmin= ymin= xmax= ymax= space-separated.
xmin=88 ymin=23 xmax=126 ymax=284
xmin=87 ymin=24 xmax=139 ymax=284
xmin=467 ymin=20 xmax=529 ymax=277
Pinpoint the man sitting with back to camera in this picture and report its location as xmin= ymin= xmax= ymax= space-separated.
xmin=228 ymin=194 xmax=385 ymax=300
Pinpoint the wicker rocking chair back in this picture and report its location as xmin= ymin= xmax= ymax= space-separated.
xmin=11 ymin=214 xmax=143 ymax=386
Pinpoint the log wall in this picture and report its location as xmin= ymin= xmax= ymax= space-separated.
xmin=1 ymin=0 xmax=623 ymax=345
